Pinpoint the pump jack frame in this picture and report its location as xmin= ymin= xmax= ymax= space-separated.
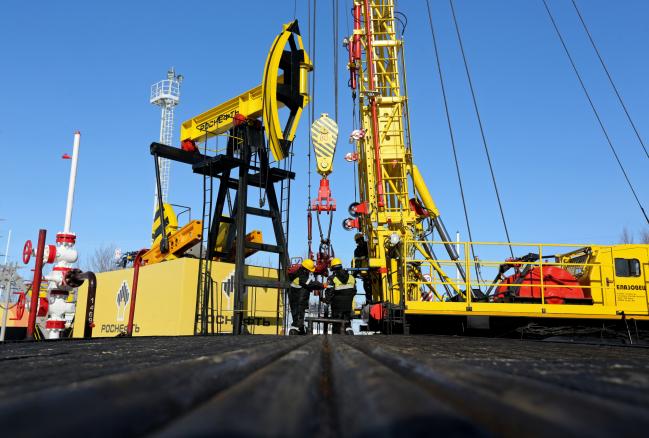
xmin=151 ymin=120 xmax=293 ymax=335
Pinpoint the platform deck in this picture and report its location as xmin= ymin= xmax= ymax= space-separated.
xmin=1 ymin=335 xmax=648 ymax=437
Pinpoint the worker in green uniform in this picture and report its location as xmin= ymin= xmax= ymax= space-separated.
xmin=288 ymin=258 xmax=324 ymax=335
xmin=325 ymin=258 xmax=356 ymax=335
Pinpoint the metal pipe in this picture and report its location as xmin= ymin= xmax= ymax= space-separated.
xmin=63 ymin=132 xmax=81 ymax=234
xmin=353 ymin=3 xmax=361 ymax=60
xmin=3 ymin=229 xmax=11 ymax=264
xmin=26 ymin=230 xmax=47 ymax=340
xmin=0 ymin=264 xmax=13 ymax=341
xmin=153 ymin=154 xmax=169 ymax=253
xmin=410 ymin=165 xmax=467 ymax=282
xmin=456 ymin=231 xmax=460 ymax=282
xmin=65 ymin=269 xmax=97 ymax=338
xmin=307 ymin=209 xmax=313 ymax=258
xmin=433 ymin=217 xmax=467 ymax=282
xmin=82 ymin=272 xmax=97 ymax=338
xmin=127 ymin=249 xmax=148 ymax=337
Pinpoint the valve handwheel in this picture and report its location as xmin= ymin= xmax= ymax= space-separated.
xmin=13 ymin=292 xmax=25 ymax=320
xmin=23 ymin=240 xmax=32 ymax=264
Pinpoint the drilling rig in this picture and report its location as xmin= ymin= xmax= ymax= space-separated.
xmin=343 ymin=0 xmax=649 ymax=333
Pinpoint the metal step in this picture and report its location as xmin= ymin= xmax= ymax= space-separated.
xmin=245 ymin=207 xmax=274 ymax=218
xmin=245 ymin=241 xmax=281 ymax=254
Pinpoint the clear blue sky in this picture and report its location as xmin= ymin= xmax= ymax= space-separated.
xmin=1 ymin=0 xmax=648 ymax=270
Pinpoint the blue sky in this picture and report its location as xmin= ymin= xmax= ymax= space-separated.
xmin=1 ymin=0 xmax=648 ymax=270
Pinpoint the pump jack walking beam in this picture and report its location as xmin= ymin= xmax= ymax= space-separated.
xmin=180 ymin=20 xmax=312 ymax=162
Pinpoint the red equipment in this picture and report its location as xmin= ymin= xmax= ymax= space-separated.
xmin=311 ymin=179 xmax=336 ymax=212
xmin=23 ymin=240 xmax=32 ymax=264
xmin=494 ymin=266 xmax=589 ymax=304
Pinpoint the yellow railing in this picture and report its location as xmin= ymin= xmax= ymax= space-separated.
xmin=404 ymin=240 xmax=607 ymax=305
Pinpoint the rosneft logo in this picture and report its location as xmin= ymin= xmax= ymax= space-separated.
xmin=616 ymin=284 xmax=647 ymax=291
xmin=196 ymin=110 xmax=239 ymax=132
xmin=116 ymin=281 xmax=130 ymax=321
xmin=101 ymin=323 xmax=140 ymax=334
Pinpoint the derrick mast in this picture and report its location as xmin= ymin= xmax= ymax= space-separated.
xmin=350 ymin=0 xmax=416 ymax=304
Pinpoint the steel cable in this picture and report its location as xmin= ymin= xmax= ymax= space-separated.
xmin=333 ymin=0 xmax=339 ymax=122
xmin=571 ymin=0 xmax=649 ymax=161
xmin=426 ymin=0 xmax=480 ymax=279
xmin=449 ymin=0 xmax=514 ymax=257
xmin=542 ymin=0 xmax=649 ymax=225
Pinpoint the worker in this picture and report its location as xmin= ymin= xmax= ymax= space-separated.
xmin=325 ymin=258 xmax=356 ymax=335
xmin=353 ymin=233 xmax=372 ymax=304
xmin=288 ymin=258 xmax=324 ymax=335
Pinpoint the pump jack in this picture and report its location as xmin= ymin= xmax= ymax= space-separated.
xmin=149 ymin=20 xmax=312 ymax=335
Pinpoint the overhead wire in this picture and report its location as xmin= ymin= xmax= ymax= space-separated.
xmin=345 ymin=0 xmax=358 ymax=202
xmin=541 ymin=0 xmax=649 ymax=225
xmin=425 ymin=0 xmax=480 ymax=279
xmin=307 ymin=0 xmax=316 ymax=208
xmin=570 ymin=0 xmax=649 ymax=161
xmin=448 ymin=0 xmax=514 ymax=257
xmin=333 ymin=0 xmax=339 ymax=122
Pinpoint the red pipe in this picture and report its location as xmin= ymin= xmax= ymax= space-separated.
xmin=348 ymin=3 xmax=362 ymax=91
xmin=126 ymin=249 xmax=148 ymax=337
xmin=362 ymin=0 xmax=385 ymax=208
xmin=347 ymin=41 xmax=356 ymax=91
xmin=26 ymin=229 xmax=47 ymax=340
xmin=353 ymin=4 xmax=362 ymax=59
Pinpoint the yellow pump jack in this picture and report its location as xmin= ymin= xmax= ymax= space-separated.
xmin=144 ymin=21 xmax=312 ymax=267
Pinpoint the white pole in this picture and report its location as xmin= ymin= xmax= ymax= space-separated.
xmin=456 ymin=231 xmax=461 ymax=282
xmin=0 ymin=264 xmax=13 ymax=342
xmin=3 ymin=229 xmax=10 ymax=264
xmin=63 ymin=132 xmax=81 ymax=234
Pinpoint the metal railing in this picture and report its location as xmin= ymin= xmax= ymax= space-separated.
xmin=403 ymin=240 xmax=609 ymax=306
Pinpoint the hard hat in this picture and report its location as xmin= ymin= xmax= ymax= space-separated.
xmin=354 ymin=233 xmax=364 ymax=242
xmin=302 ymin=258 xmax=315 ymax=272
xmin=331 ymin=258 xmax=343 ymax=269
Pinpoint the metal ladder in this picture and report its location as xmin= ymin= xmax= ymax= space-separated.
xmin=194 ymin=160 xmax=215 ymax=335
xmin=276 ymin=153 xmax=293 ymax=334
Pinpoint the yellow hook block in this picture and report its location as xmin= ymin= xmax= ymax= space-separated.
xmin=311 ymin=113 xmax=339 ymax=177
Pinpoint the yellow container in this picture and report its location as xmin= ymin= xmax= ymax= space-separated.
xmin=72 ymin=257 xmax=282 ymax=337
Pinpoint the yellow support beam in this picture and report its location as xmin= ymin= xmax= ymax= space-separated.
xmin=143 ymin=220 xmax=203 ymax=265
